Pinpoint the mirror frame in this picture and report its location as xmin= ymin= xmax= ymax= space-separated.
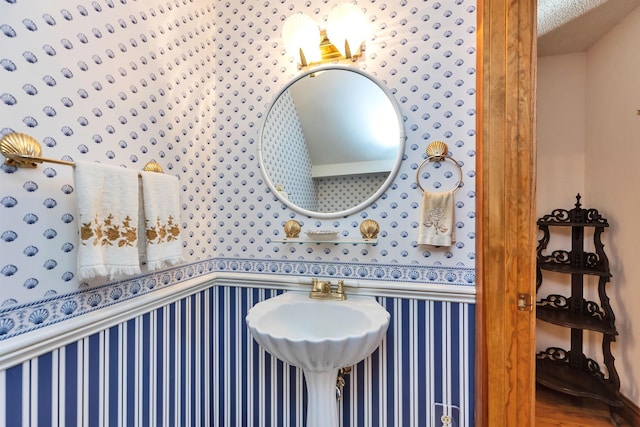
xmin=258 ymin=64 xmax=406 ymax=219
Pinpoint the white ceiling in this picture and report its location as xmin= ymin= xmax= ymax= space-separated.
xmin=538 ymin=0 xmax=640 ymax=56
xmin=288 ymin=69 xmax=400 ymax=176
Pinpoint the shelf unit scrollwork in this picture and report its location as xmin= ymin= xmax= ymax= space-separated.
xmin=535 ymin=194 xmax=622 ymax=408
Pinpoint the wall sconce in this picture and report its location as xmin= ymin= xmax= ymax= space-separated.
xmin=282 ymin=3 xmax=368 ymax=69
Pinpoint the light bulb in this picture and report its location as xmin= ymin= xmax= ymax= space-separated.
xmin=326 ymin=3 xmax=368 ymax=58
xmin=282 ymin=13 xmax=321 ymax=65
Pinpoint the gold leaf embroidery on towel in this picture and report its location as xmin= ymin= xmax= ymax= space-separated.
xmin=146 ymin=215 xmax=180 ymax=245
xmin=80 ymin=214 xmax=137 ymax=247
xmin=424 ymin=207 xmax=449 ymax=235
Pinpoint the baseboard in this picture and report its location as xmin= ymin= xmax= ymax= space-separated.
xmin=612 ymin=394 xmax=640 ymax=426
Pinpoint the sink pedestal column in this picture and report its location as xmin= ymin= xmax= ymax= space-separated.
xmin=303 ymin=368 xmax=340 ymax=427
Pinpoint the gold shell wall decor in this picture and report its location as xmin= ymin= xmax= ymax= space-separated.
xmin=142 ymin=161 xmax=164 ymax=173
xmin=359 ymin=219 xmax=380 ymax=239
xmin=425 ymin=140 xmax=448 ymax=159
xmin=0 ymin=132 xmax=42 ymax=168
xmin=283 ymin=219 xmax=301 ymax=238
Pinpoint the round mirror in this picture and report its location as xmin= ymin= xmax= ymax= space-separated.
xmin=258 ymin=65 xmax=406 ymax=218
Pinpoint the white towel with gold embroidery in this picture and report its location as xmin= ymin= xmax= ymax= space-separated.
xmin=417 ymin=190 xmax=456 ymax=246
xmin=140 ymin=171 xmax=183 ymax=270
xmin=74 ymin=161 xmax=141 ymax=281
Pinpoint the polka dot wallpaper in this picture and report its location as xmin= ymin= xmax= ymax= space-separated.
xmin=0 ymin=0 xmax=476 ymax=336
xmin=213 ymin=0 xmax=477 ymax=261
xmin=260 ymin=88 xmax=318 ymax=211
xmin=315 ymin=172 xmax=388 ymax=212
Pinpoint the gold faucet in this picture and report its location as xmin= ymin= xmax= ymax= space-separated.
xmin=309 ymin=278 xmax=347 ymax=301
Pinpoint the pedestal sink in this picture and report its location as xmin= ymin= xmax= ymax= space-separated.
xmin=246 ymin=291 xmax=390 ymax=427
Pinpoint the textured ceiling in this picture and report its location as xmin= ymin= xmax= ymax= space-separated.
xmin=538 ymin=0 xmax=640 ymax=56
xmin=538 ymin=0 xmax=608 ymax=36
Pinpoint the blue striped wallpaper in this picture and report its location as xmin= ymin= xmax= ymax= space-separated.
xmin=0 ymin=286 xmax=474 ymax=427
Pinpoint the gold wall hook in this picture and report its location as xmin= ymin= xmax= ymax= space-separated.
xmin=283 ymin=219 xmax=301 ymax=238
xmin=142 ymin=161 xmax=163 ymax=173
xmin=359 ymin=219 xmax=380 ymax=239
xmin=0 ymin=132 xmax=45 ymax=168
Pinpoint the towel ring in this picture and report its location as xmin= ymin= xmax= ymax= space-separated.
xmin=416 ymin=141 xmax=463 ymax=193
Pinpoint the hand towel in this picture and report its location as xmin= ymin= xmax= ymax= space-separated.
xmin=74 ymin=161 xmax=141 ymax=281
xmin=417 ymin=190 xmax=456 ymax=247
xmin=140 ymin=171 xmax=183 ymax=270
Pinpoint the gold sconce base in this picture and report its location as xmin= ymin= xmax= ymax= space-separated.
xmin=299 ymin=30 xmax=365 ymax=70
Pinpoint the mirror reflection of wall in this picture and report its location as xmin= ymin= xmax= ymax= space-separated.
xmin=260 ymin=83 xmax=389 ymax=212
xmin=259 ymin=66 xmax=405 ymax=217
xmin=261 ymin=90 xmax=318 ymax=211
xmin=314 ymin=173 xmax=388 ymax=212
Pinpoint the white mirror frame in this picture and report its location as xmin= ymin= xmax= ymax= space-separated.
xmin=258 ymin=64 xmax=406 ymax=219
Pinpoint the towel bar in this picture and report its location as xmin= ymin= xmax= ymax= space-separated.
xmin=0 ymin=132 xmax=163 ymax=174
xmin=416 ymin=141 xmax=463 ymax=193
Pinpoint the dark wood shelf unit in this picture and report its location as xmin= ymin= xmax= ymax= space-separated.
xmin=535 ymin=194 xmax=622 ymax=408
xmin=536 ymin=356 xmax=623 ymax=407
xmin=536 ymin=300 xmax=616 ymax=334
xmin=538 ymin=259 xmax=612 ymax=277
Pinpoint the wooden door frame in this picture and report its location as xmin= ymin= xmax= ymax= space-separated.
xmin=476 ymin=0 xmax=537 ymax=426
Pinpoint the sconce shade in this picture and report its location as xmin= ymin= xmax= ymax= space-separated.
xmin=282 ymin=12 xmax=321 ymax=65
xmin=326 ymin=3 xmax=368 ymax=58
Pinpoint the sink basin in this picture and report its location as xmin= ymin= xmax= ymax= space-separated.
xmin=246 ymin=291 xmax=390 ymax=427
xmin=246 ymin=291 xmax=390 ymax=370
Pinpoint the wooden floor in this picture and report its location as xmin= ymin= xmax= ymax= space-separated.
xmin=536 ymin=386 xmax=631 ymax=427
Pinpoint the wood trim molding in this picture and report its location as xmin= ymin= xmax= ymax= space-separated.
xmin=476 ymin=0 xmax=537 ymax=426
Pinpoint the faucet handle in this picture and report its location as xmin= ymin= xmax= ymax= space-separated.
xmin=336 ymin=280 xmax=346 ymax=299
xmin=311 ymin=278 xmax=331 ymax=293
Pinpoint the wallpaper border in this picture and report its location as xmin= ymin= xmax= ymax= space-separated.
xmin=0 ymin=259 xmax=475 ymax=344
xmin=0 ymin=259 xmax=475 ymax=370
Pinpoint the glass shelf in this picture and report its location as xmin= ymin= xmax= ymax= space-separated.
xmin=270 ymin=237 xmax=378 ymax=245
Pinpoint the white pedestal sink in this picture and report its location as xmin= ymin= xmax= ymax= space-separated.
xmin=246 ymin=291 xmax=390 ymax=427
